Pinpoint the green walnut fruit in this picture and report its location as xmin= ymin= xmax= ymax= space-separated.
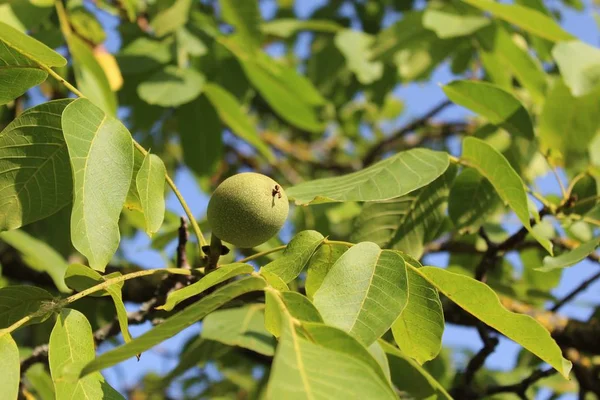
xmin=207 ymin=172 xmax=289 ymax=248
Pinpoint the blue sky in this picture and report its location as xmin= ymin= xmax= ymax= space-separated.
xmin=88 ymin=1 xmax=600 ymax=398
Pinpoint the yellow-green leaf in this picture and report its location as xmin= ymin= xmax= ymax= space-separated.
xmin=62 ymin=98 xmax=134 ymax=271
xmin=418 ymin=267 xmax=572 ymax=378
xmin=136 ymin=153 xmax=166 ymax=236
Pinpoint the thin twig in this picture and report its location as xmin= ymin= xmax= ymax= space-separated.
xmin=362 ymin=100 xmax=452 ymax=166
xmin=483 ymin=368 xmax=557 ymax=398
xmin=551 ymin=269 xmax=600 ymax=312
xmin=176 ymin=217 xmax=190 ymax=269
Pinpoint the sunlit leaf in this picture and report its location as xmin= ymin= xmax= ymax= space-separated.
xmin=461 ymin=137 xmax=552 ymax=254
xmin=138 ymin=65 xmax=205 ymax=107
xmin=266 ymin=302 xmax=396 ymax=400
xmin=136 ymin=153 xmax=166 ymax=236
xmin=62 ymin=98 xmax=134 ymax=271
xmin=335 ymin=29 xmax=383 ymax=84
xmin=462 ymin=0 xmax=574 ymax=41
xmin=0 ymin=229 xmax=70 ymax=292
xmin=261 ymin=19 xmax=341 ymax=37
xmin=392 ymin=254 xmax=444 ymax=365
xmin=220 ymin=0 xmax=262 ymax=51
xmin=313 ymin=242 xmax=408 ymax=346
xmin=553 ymin=40 xmax=600 ymax=97
xmin=423 ymin=9 xmax=489 ymax=38
xmin=287 ymin=148 xmax=449 ymax=205
xmin=49 ymin=309 xmax=124 ymax=399
xmin=418 ymin=267 xmax=572 ymax=377
xmin=443 ymin=80 xmax=534 ymax=140
xmin=203 ymin=304 xmax=275 ymax=356
xmin=150 ymin=0 xmax=192 ymax=37
xmin=261 ymin=230 xmax=325 ymax=282
xmin=81 ymin=276 xmax=267 ymax=376
xmin=305 ymin=244 xmax=347 ymax=300
xmin=538 ymin=78 xmax=600 ymax=157
xmin=0 ymin=333 xmax=19 ymax=400
xmin=68 ymin=35 xmax=117 ymax=116
xmin=0 ymin=21 xmax=65 ymax=104
xmin=158 ymin=263 xmax=254 ymax=311
xmin=63 ymin=263 xmax=132 ymax=343
xmin=536 ymin=237 xmax=600 ymax=271
xmin=477 ymin=23 xmax=547 ymax=103
xmin=0 ymin=99 xmax=73 ymax=231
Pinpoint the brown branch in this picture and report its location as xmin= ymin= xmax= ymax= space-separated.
xmin=362 ymin=99 xmax=452 ymax=166
xmin=19 ymin=218 xmax=196 ymax=375
xmin=450 ymin=325 xmax=499 ymax=399
xmin=176 ymin=217 xmax=190 ymax=269
xmin=483 ymin=368 xmax=556 ymax=399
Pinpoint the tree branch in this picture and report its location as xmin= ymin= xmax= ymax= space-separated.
xmin=362 ymin=99 xmax=452 ymax=166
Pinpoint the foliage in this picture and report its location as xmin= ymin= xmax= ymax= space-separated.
xmin=0 ymin=0 xmax=599 ymax=399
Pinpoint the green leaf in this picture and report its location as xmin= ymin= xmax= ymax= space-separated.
xmin=68 ymin=35 xmax=117 ymax=116
xmin=443 ymin=80 xmax=534 ymax=140
xmin=64 ymin=263 xmax=124 ymax=296
xmin=222 ymin=39 xmax=325 ymax=133
xmin=158 ymin=263 xmax=254 ymax=311
xmin=461 ymin=137 xmax=552 ymax=254
xmin=335 ymin=29 xmax=383 ymax=84
xmin=69 ymin=7 xmax=106 ymax=45
xmin=462 ymin=0 xmax=574 ymax=42
xmin=418 ymin=267 xmax=572 ymax=378
xmin=0 ymin=99 xmax=73 ymax=231
xmin=264 ymin=290 xmax=322 ymax=337
xmin=303 ymin=322 xmax=389 ymax=383
xmin=287 ymin=148 xmax=449 ymax=205
xmin=392 ymin=255 xmax=444 ymax=365
xmin=261 ymin=230 xmax=325 ymax=282
xmin=219 ymin=0 xmax=262 ymax=51
xmin=0 ymin=20 xmax=66 ymax=66
xmin=448 ymin=167 xmax=501 ymax=232
xmin=202 ymin=304 xmax=276 ymax=356
xmin=138 ymin=66 xmax=205 ymax=107
xmin=565 ymin=174 xmax=598 ymax=216
xmin=261 ymin=19 xmax=342 ymax=37
xmin=49 ymin=309 xmax=124 ymax=400
xmin=352 ymin=166 xmax=455 ymax=258
xmin=538 ymin=78 xmax=600 ymax=157
xmin=0 ymin=286 xmax=53 ymax=329
xmin=25 ymin=363 xmax=55 ymax=400
xmin=204 ymin=83 xmax=274 ymax=162
xmin=136 ymin=153 xmax=166 ymax=236
xmin=81 ymin=276 xmax=267 ymax=376
xmin=63 ymin=264 xmax=132 ymax=343
xmin=267 ymin=311 xmax=396 ymax=399
xmin=176 ymin=96 xmax=223 ymax=177
xmin=259 ymin=269 xmax=289 ymax=291
xmin=150 ymin=0 xmax=192 ymax=37
xmin=124 ymin=149 xmax=145 ymax=212
xmin=536 ymin=237 xmax=600 ymax=271
xmin=379 ymin=340 xmax=452 ymax=400
xmin=305 ymin=244 xmax=347 ymax=300
xmin=0 ymin=333 xmax=19 ymax=400
xmin=313 ymin=242 xmax=408 ymax=346
xmin=552 ymin=40 xmax=600 ymax=97
xmin=423 ymin=9 xmax=489 ymax=38
xmin=476 ymin=23 xmax=547 ymax=104
xmin=116 ymin=37 xmax=172 ymax=75
xmin=0 ymin=230 xmax=70 ymax=292
xmin=62 ymin=98 xmax=134 ymax=271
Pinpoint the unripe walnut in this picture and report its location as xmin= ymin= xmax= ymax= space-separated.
xmin=207 ymin=173 xmax=289 ymax=248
